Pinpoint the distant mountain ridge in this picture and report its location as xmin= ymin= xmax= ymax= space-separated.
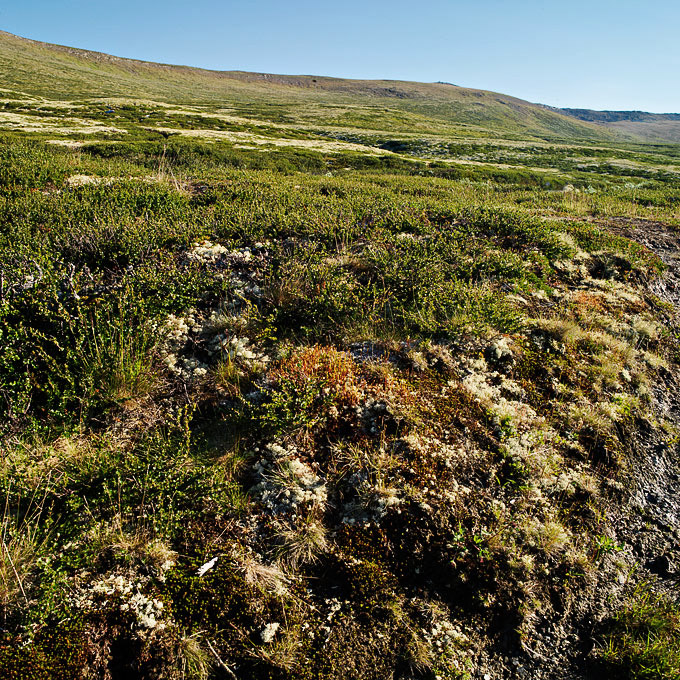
xmin=554 ymin=107 xmax=680 ymax=143
xmin=559 ymin=108 xmax=680 ymax=123
xmin=0 ymin=30 xmax=678 ymax=143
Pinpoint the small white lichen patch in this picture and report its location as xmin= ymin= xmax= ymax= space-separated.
xmin=72 ymin=573 xmax=166 ymax=633
xmin=261 ymin=621 xmax=280 ymax=643
xmin=252 ymin=444 xmax=327 ymax=516
xmin=187 ymin=240 xmax=229 ymax=264
xmin=459 ymin=355 xmax=536 ymax=427
xmin=67 ymin=174 xmax=102 ymax=187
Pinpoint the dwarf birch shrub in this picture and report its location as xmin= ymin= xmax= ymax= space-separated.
xmin=0 ymin=136 xmax=69 ymax=194
xmin=0 ymin=278 xmax=157 ymax=424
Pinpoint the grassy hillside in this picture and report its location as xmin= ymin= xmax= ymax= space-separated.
xmin=2 ymin=31 xmax=680 ymax=680
xmin=0 ymin=30 xmax=617 ymax=143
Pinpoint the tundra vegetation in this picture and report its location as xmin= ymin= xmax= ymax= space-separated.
xmin=2 ymin=33 xmax=680 ymax=680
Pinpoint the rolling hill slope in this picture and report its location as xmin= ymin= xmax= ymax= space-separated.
xmin=0 ymin=30 xmax=620 ymax=143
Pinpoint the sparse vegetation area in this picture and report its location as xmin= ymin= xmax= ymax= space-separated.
xmin=2 ymin=32 xmax=680 ymax=680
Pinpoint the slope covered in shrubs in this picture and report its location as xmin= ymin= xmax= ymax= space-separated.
xmin=0 ymin=102 xmax=680 ymax=680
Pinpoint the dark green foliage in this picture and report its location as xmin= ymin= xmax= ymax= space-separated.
xmin=164 ymin=560 xmax=277 ymax=633
xmin=0 ymin=277 xmax=157 ymax=425
xmin=81 ymin=138 xmax=331 ymax=175
xmin=0 ymin=617 xmax=88 ymax=680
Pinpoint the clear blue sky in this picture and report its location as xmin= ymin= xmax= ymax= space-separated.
xmin=2 ymin=0 xmax=678 ymax=112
